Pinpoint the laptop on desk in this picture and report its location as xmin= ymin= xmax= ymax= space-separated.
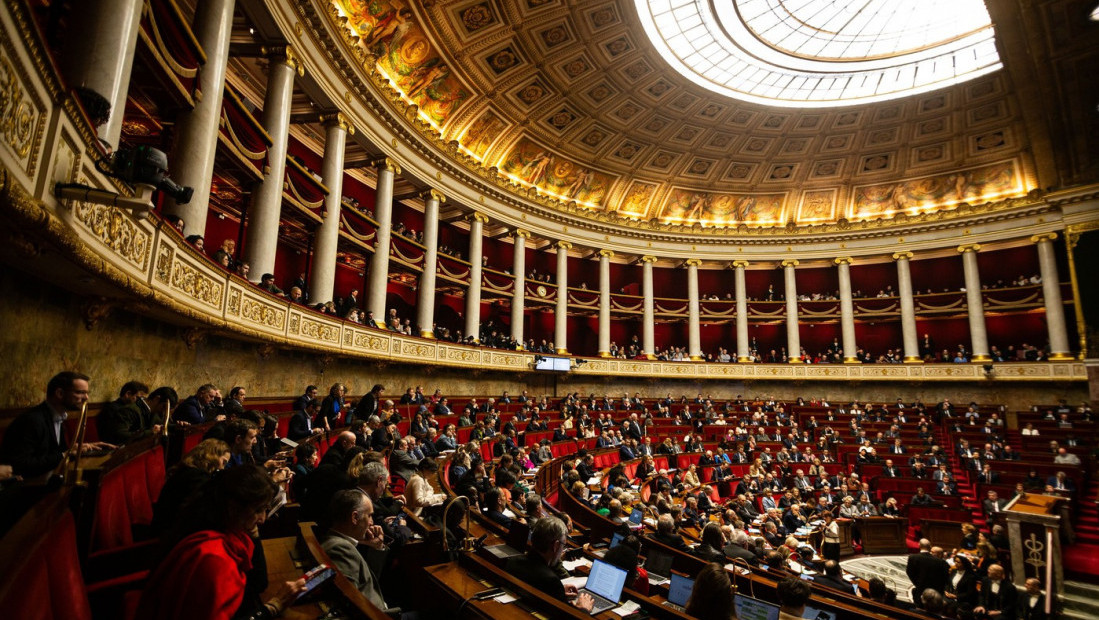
xmin=628 ymin=507 xmax=644 ymax=527
xmin=483 ymin=521 xmax=529 ymax=561
xmin=580 ymin=559 xmax=628 ymax=615
xmin=644 ymin=549 xmax=674 ymax=586
xmin=662 ymin=572 xmax=695 ymax=613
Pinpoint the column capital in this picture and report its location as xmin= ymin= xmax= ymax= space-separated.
xmin=598 ymin=249 xmax=615 ymax=258
xmin=641 ymin=255 xmax=658 ymax=263
xmin=514 ymin=228 xmax=531 ymax=239
xmin=892 ymin=251 xmax=914 ymax=261
xmin=685 ymin=258 xmax=703 ymax=267
xmin=731 ymin=260 xmax=750 ymax=268
xmin=555 ymin=240 xmax=573 ymax=250
xmin=1030 ymin=232 xmax=1058 ymax=244
xmin=320 ymin=112 xmax=355 ymax=135
xmin=781 ymin=259 xmax=800 ymax=268
xmin=833 ymin=257 xmax=853 ymax=265
xmin=373 ymin=157 xmax=402 ymax=175
xmin=262 ymin=45 xmax=306 ymax=76
xmin=469 ymin=211 xmax=489 ymax=224
xmin=418 ymin=188 xmax=446 ymax=203
xmin=957 ymin=243 xmax=981 ymax=253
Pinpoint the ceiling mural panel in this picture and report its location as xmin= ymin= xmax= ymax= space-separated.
xmin=850 ymin=159 xmax=1021 ymax=222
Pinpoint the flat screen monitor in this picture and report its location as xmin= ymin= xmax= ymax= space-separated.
xmin=534 ymin=356 xmax=571 ymax=371
xmin=666 ymin=573 xmax=695 ymax=607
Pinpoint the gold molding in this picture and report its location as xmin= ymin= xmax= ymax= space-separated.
xmin=732 ymin=260 xmax=750 ymax=268
xmin=1029 ymin=232 xmax=1057 ymax=243
xmin=892 ymin=251 xmax=914 ymax=261
xmin=641 ymin=255 xmax=658 ymax=263
xmin=470 ymin=211 xmax=489 ymax=224
xmin=834 ymin=257 xmax=853 ymax=265
xmin=262 ymin=45 xmax=305 ymax=77
xmin=598 ymin=249 xmax=615 ymax=258
xmin=685 ymin=258 xmax=703 ymax=267
xmin=957 ymin=243 xmax=982 ymax=253
xmin=514 ymin=228 xmax=530 ymax=239
xmin=781 ymin=259 xmax=800 ymax=267
xmin=556 ymin=240 xmax=572 ymax=250
xmin=320 ymin=112 xmax=355 ymax=135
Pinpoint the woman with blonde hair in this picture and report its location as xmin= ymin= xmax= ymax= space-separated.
xmin=153 ymin=438 xmax=231 ymax=533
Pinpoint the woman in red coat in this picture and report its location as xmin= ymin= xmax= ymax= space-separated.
xmin=136 ymin=465 xmax=305 ymax=620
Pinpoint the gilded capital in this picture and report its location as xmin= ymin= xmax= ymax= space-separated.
xmin=685 ymin=258 xmax=703 ymax=267
xmin=833 ymin=257 xmax=853 ymax=265
xmin=731 ymin=260 xmax=750 ymax=268
xmin=641 ymin=255 xmax=658 ymax=264
xmin=321 ymin=112 xmax=355 ymax=135
xmin=598 ymin=249 xmax=615 ymax=258
xmin=263 ymin=45 xmax=305 ymax=76
xmin=1030 ymin=232 xmax=1058 ymax=244
xmin=781 ymin=259 xmax=800 ymax=268
xmin=470 ymin=211 xmax=489 ymax=224
xmin=373 ymin=157 xmax=402 ymax=175
xmin=418 ymin=189 xmax=446 ymax=203
xmin=957 ymin=243 xmax=981 ymax=253
xmin=892 ymin=251 xmax=914 ymax=261
xmin=556 ymin=240 xmax=573 ymax=250
xmin=514 ymin=229 xmax=531 ymax=239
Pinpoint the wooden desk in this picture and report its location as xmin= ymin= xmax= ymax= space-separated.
xmin=260 ymin=536 xmax=325 ymax=620
xmin=920 ymin=519 xmax=964 ymax=551
xmin=855 ymin=517 xmax=908 ymax=554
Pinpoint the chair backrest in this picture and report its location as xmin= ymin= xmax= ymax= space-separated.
xmin=92 ymin=467 xmax=135 ymax=551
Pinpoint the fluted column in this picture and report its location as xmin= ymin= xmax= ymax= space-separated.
xmin=894 ymin=252 xmax=921 ymax=362
xmin=464 ymin=212 xmax=488 ymax=342
xmin=959 ymin=244 xmax=990 ymax=361
xmin=243 ymin=47 xmax=303 ymax=280
xmin=416 ymin=190 xmax=444 ymax=337
xmin=510 ymin=230 xmax=529 ymax=346
xmin=733 ymin=260 xmax=750 ymax=362
xmin=555 ymin=241 xmax=572 ymax=354
xmin=309 ymin=114 xmax=354 ymax=304
xmin=598 ymin=250 xmax=614 ymax=357
xmin=61 ymin=0 xmax=144 ymax=148
xmin=366 ymin=158 xmax=400 ymax=326
xmin=166 ymin=0 xmax=237 ymax=235
xmin=1033 ymin=233 xmax=1072 ymax=359
xmin=783 ymin=259 xmax=802 ymax=362
xmin=686 ymin=259 xmax=703 ymax=360
xmin=835 ymin=257 xmax=859 ymax=363
xmin=642 ymin=256 xmax=657 ymax=359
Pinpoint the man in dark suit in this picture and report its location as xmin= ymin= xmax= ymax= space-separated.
xmin=176 ymin=383 xmax=218 ymax=425
xmin=354 ymin=384 xmax=384 ymax=424
xmin=288 ymin=398 xmax=323 ymax=441
xmin=0 ymin=372 xmax=114 ymax=478
xmin=505 ymin=517 xmax=593 ymax=611
xmin=983 ymin=490 xmax=1008 ymax=516
xmin=619 ymin=440 xmax=638 ymax=461
xmin=389 ymin=438 xmax=420 ymax=482
xmin=96 ymin=380 xmax=157 ymax=446
xmin=906 ymin=539 xmax=949 ymax=600
xmin=814 ymin=560 xmax=852 ymax=592
xmin=723 ymin=530 xmax=758 ymax=564
xmin=1016 ymin=578 xmax=1046 ymax=620
xmin=974 ymin=564 xmax=1017 ymax=620
xmin=881 ymin=459 xmax=901 ymax=478
xmin=321 ymin=490 xmax=389 ymax=611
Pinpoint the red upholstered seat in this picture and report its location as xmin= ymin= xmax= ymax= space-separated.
xmin=93 ymin=468 xmax=135 ymax=551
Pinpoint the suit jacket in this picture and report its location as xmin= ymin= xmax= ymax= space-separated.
xmin=978 ymin=578 xmax=1018 ymax=619
xmin=389 ymin=449 xmax=420 ymax=481
xmin=287 ymin=409 xmax=315 ymax=441
xmin=1016 ymin=591 xmax=1046 ymax=620
xmin=619 ymin=445 xmax=637 ymax=460
xmin=906 ymin=552 xmax=950 ymax=598
xmin=0 ymin=402 xmax=67 ymax=477
xmin=96 ymin=398 xmax=150 ymax=445
xmin=176 ymin=395 xmax=206 ymax=425
xmin=505 ymin=554 xmax=566 ymax=602
xmin=321 ymin=533 xmax=387 ymax=610
xmin=983 ymin=498 xmax=1008 ymax=514
xmin=354 ymin=394 xmax=379 ymax=422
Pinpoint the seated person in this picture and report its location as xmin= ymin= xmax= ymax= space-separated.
xmin=405 ymin=458 xmax=446 ymax=517
xmin=321 ymin=489 xmax=390 ymax=611
xmin=152 ymin=438 xmax=231 ymax=534
xmin=505 ymin=517 xmax=594 ymax=611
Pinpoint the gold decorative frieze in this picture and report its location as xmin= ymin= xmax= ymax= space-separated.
xmin=169 ymin=260 xmax=224 ymax=309
xmin=0 ymin=36 xmax=44 ymax=177
xmin=298 ymin=315 xmax=340 ymax=343
xmin=240 ymin=296 xmax=285 ymax=329
xmin=70 ymin=200 xmax=152 ymax=271
xmin=154 ymin=242 xmax=174 ymax=282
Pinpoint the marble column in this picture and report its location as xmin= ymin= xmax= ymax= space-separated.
xmin=783 ymin=259 xmax=801 ymax=362
xmin=416 ymin=190 xmax=443 ymax=337
xmin=598 ymin=250 xmax=614 ymax=357
xmin=835 ymin=257 xmax=859 ymax=363
xmin=687 ymin=259 xmax=702 ymax=360
xmin=959 ymin=244 xmax=991 ymax=362
xmin=893 ymin=252 xmax=922 ymax=362
xmin=166 ymin=0 xmax=237 ymax=235
xmin=1033 ymin=233 xmax=1072 ymax=359
xmin=309 ymin=114 xmax=353 ymax=305
xmin=1065 ymin=231 xmax=1089 ymax=358
xmin=733 ymin=260 xmax=750 ymax=362
xmin=464 ymin=212 xmax=488 ymax=342
xmin=365 ymin=158 xmax=399 ymax=326
xmin=510 ymin=230 xmax=529 ymax=346
xmin=642 ymin=256 xmax=657 ymax=359
xmin=62 ymin=0 xmax=144 ymax=149
xmin=243 ymin=47 xmax=303 ymax=280
xmin=555 ymin=241 xmax=572 ymax=354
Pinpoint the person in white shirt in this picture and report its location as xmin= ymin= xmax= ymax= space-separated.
xmin=405 ymin=458 xmax=446 ymax=517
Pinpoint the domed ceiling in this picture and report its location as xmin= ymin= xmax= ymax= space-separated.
xmin=328 ymin=0 xmax=1035 ymax=229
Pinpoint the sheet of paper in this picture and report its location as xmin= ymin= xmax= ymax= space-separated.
xmin=613 ymin=601 xmax=640 ymax=616
xmin=494 ymin=593 xmax=518 ymax=604
xmin=562 ymin=576 xmax=587 ymax=589
xmin=562 ymin=558 xmax=593 ymax=571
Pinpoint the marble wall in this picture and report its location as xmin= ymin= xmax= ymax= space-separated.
xmin=0 ymin=270 xmax=1088 ymax=410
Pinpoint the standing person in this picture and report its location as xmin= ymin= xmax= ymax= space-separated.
xmin=0 ymin=371 xmax=115 ymax=478
xmin=318 ymin=383 xmax=346 ymax=430
xmin=354 ymin=384 xmax=385 ymax=423
xmin=821 ymin=511 xmax=841 ymax=562
xmin=137 ymin=466 xmax=305 ymax=619
xmin=906 ymin=538 xmax=950 ymax=601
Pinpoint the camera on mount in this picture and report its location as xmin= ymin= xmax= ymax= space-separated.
xmin=110 ymin=145 xmax=193 ymax=205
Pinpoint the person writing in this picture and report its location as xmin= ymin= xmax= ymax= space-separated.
xmin=505 ymin=517 xmax=594 ymax=612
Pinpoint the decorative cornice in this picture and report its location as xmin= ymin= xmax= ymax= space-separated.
xmin=957 ymin=244 xmax=982 ymax=253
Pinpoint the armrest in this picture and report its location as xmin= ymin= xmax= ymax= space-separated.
xmin=85 ymin=539 xmax=159 ymax=583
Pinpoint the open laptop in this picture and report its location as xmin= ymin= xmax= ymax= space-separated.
xmin=662 ymin=572 xmax=695 ymax=612
xmin=734 ymin=594 xmax=780 ymax=620
xmin=609 ymin=532 xmax=625 ymax=548
xmin=644 ymin=549 xmax=674 ymax=585
xmin=628 ymin=507 xmax=644 ymax=528
xmin=483 ymin=521 xmax=529 ymax=560
xmin=580 ymin=559 xmax=628 ymax=615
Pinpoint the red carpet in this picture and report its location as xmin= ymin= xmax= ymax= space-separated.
xmin=1063 ymin=544 xmax=1099 ymax=580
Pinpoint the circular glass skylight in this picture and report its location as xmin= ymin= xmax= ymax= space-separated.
xmin=636 ymin=0 xmax=1001 ymax=107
